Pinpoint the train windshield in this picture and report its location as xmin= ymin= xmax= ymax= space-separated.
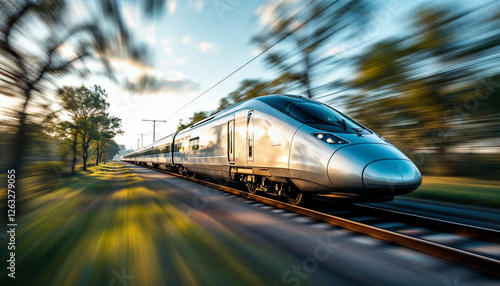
xmin=289 ymin=103 xmax=370 ymax=134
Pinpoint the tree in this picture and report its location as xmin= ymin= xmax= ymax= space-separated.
xmin=176 ymin=111 xmax=210 ymax=132
xmin=92 ymin=115 xmax=122 ymax=165
xmin=58 ymin=85 xmax=108 ymax=171
xmin=216 ymin=72 xmax=300 ymax=111
xmin=346 ymin=4 xmax=500 ymax=175
xmin=57 ymin=120 xmax=79 ymax=176
xmin=77 ymin=85 xmax=110 ymax=171
xmin=57 ymin=86 xmax=83 ymax=175
xmin=103 ymin=140 xmax=120 ymax=163
xmin=177 ymin=72 xmax=298 ymax=131
xmin=253 ymin=0 xmax=370 ymax=98
xmin=0 ymin=0 xmax=166 ymax=184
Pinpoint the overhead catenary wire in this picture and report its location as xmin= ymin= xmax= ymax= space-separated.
xmin=165 ymin=0 xmax=298 ymax=110
xmin=166 ymin=0 xmax=341 ymax=120
xmin=167 ymin=0 xmax=499 ymax=118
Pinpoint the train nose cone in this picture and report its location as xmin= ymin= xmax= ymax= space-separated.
xmin=363 ymin=160 xmax=421 ymax=194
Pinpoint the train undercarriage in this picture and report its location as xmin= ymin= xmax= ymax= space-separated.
xmin=134 ymin=161 xmax=310 ymax=205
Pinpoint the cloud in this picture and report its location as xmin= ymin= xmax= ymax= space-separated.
xmin=181 ymin=36 xmax=192 ymax=45
xmin=58 ymin=44 xmax=77 ymax=60
xmin=181 ymin=36 xmax=219 ymax=54
xmin=251 ymin=47 xmax=263 ymax=57
xmin=198 ymin=41 xmax=218 ymax=53
xmin=129 ymin=73 xmax=199 ymax=94
xmin=109 ymin=57 xmax=153 ymax=82
xmin=255 ymin=0 xmax=301 ymax=28
xmin=108 ymin=57 xmax=199 ymax=95
xmin=161 ymin=38 xmax=173 ymax=55
xmin=168 ymin=0 xmax=177 ymax=14
xmin=122 ymin=4 xmax=135 ymax=28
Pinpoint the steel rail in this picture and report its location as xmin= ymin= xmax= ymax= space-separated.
xmin=355 ymin=204 xmax=500 ymax=244
xmin=134 ymin=163 xmax=500 ymax=277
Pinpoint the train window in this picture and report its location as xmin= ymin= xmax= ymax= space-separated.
xmin=174 ymin=142 xmax=182 ymax=152
xmin=227 ymin=120 xmax=235 ymax=163
xmin=189 ymin=137 xmax=199 ymax=150
xmin=247 ymin=111 xmax=254 ymax=160
xmin=156 ymin=144 xmax=167 ymax=154
xmin=289 ymin=103 xmax=370 ymax=134
xmin=166 ymin=144 xmax=171 ymax=153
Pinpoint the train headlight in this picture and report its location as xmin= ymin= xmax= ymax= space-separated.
xmin=312 ymin=132 xmax=349 ymax=144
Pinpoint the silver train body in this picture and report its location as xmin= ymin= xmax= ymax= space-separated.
xmin=121 ymin=95 xmax=421 ymax=205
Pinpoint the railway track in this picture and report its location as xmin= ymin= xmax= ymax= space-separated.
xmin=133 ymin=163 xmax=500 ymax=277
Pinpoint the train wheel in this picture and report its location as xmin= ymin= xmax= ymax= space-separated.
xmin=287 ymin=186 xmax=310 ymax=206
xmin=246 ymin=182 xmax=257 ymax=194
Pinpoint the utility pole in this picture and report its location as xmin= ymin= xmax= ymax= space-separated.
xmin=137 ymin=139 xmax=139 ymax=150
xmin=142 ymin=119 xmax=166 ymax=142
xmin=137 ymin=133 xmax=147 ymax=148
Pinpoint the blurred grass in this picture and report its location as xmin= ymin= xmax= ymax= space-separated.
xmin=2 ymin=162 xmax=498 ymax=285
xmin=405 ymin=176 xmax=500 ymax=209
xmin=0 ymin=162 xmax=295 ymax=286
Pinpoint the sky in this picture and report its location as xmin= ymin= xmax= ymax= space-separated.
xmin=63 ymin=0 xmax=282 ymax=150
xmin=1 ymin=0 xmax=496 ymax=154
xmin=56 ymin=0 xmax=467 ymax=150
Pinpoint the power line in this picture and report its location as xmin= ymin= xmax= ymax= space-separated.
xmin=166 ymin=0 xmax=340 ymax=119
xmin=142 ymin=119 xmax=166 ymax=142
xmin=164 ymin=1 xmax=306 ymax=117
xmin=313 ymin=0 xmax=499 ymax=103
xmin=136 ymin=133 xmax=148 ymax=148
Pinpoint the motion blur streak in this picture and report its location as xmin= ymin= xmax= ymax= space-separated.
xmin=0 ymin=0 xmax=167 ymax=202
xmin=0 ymin=163 xmax=289 ymax=285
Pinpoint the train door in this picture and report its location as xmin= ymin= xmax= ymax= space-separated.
xmin=247 ymin=110 xmax=254 ymax=162
xmin=227 ymin=117 xmax=235 ymax=163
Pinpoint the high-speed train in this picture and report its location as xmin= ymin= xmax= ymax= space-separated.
xmin=121 ymin=94 xmax=421 ymax=205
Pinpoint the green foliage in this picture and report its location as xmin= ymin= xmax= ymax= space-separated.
xmin=345 ymin=4 xmax=500 ymax=176
xmin=177 ymin=73 xmax=298 ymax=131
xmin=57 ymin=84 xmax=122 ymax=172
xmin=176 ymin=111 xmax=210 ymax=132
xmin=253 ymin=0 xmax=370 ymax=98
xmin=217 ymin=72 xmax=299 ymax=111
xmin=0 ymin=0 xmax=166 ymax=184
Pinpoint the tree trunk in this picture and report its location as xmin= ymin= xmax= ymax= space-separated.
xmin=9 ymin=89 xmax=32 ymax=218
xmin=10 ymin=112 xmax=27 ymax=179
xmin=304 ymin=53 xmax=313 ymax=98
xmin=82 ymin=150 xmax=88 ymax=171
xmin=70 ymin=130 xmax=78 ymax=176
xmin=95 ymin=143 xmax=99 ymax=166
xmin=82 ymin=135 xmax=88 ymax=171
